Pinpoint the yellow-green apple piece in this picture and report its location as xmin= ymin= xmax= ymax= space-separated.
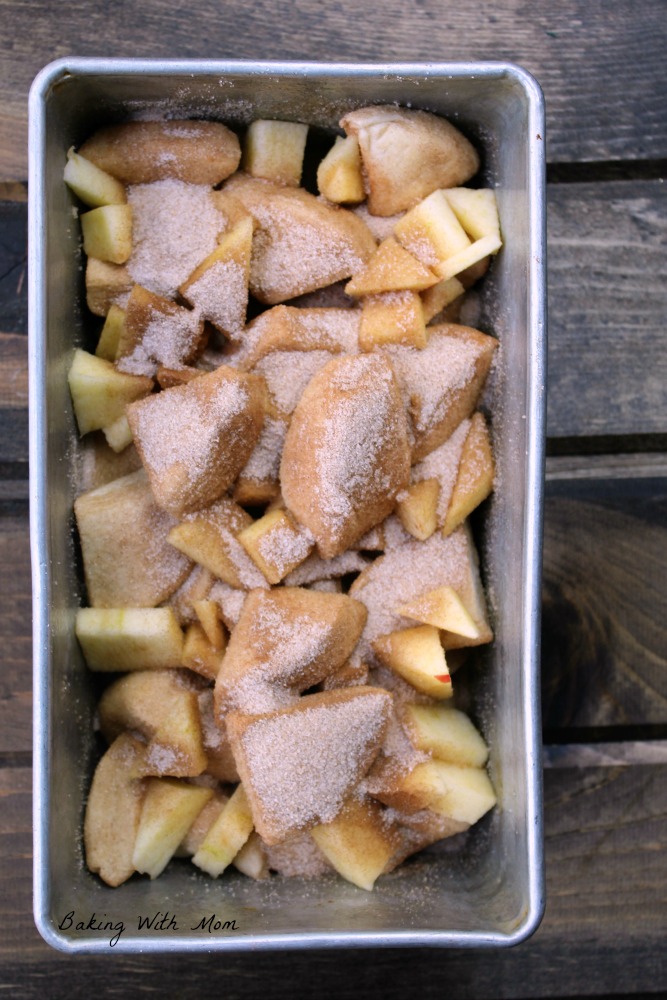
xmin=192 ymin=784 xmax=254 ymax=877
xmin=311 ymin=797 xmax=398 ymax=891
xmin=74 ymin=469 xmax=191 ymax=609
xmin=102 ymin=413 xmax=133 ymax=453
xmin=236 ymin=508 xmax=314 ymax=585
xmin=178 ymin=217 xmax=253 ymax=341
xmin=430 ymin=761 xmax=496 ymax=825
xmin=243 ymin=119 xmax=308 ymax=187
xmin=372 ymin=624 xmax=453 ymax=699
xmin=395 ymin=478 xmax=440 ymax=541
xmin=434 ymin=234 xmax=502 ymax=282
xmin=179 ymin=791 xmax=228 ymax=855
xmin=98 ymin=669 xmax=196 ymax=743
xmin=192 ymin=599 xmax=226 ymax=651
xmin=167 ymin=499 xmax=268 ymax=590
xmin=75 ymin=607 xmax=184 ymax=671
xmin=370 ymin=758 xmax=449 ymax=813
xmin=317 ymin=135 xmax=365 ymax=204
xmin=143 ymin=694 xmax=208 ymax=778
xmin=346 ymin=236 xmax=439 ymax=297
xmin=442 ymin=412 xmax=495 ymax=535
xmin=181 ymin=622 xmax=223 ymax=682
xmin=232 ymin=831 xmax=270 ymax=880
xmin=68 ymin=348 xmax=152 ymax=436
xmin=80 ymin=203 xmax=133 ymax=264
xmin=64 ymin=147 xmax=127 ymax=207
xmin=132 ymin=778 xmax=213 ymax=879
xmin=394 ymin=190 xmax=471 ymax=270
xmin=95 ymin=303 xmax=126 ymax=361
xmin=85 ymin=256 xmax=133 ymax=317
xmin=402 ymin=704 xmax=489 ymax=767
xmin=84 ymin=733 xmax=148 ymax=887
xmin=397 ymin=585 xmax=481 ymax=640
xmin=443 ymin=188 xmax=501 ymax=242
xmin=421 ymin=276 xmax=465 ymax=323
xmin=359 ymin=290 xmax=427 ymax=350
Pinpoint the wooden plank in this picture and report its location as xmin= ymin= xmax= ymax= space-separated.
xmin=0 ymin=200 xmax=27 ymax=335
xmin=542 ymin=477 xmax=667 ymax=731
xmin=0 ymin=333 xmax=28 ymax=408
xmin=1 ymin=0 xmax=666 ymax=181
xmin=547 ymin=178 xmax=667 ymax=439
xmin=0 ymin=514 xmax=31 ymax=753
xmin=1 ymin=764 xmax=665 ymax=996
xmin=544 ymin=740 xmax=667 ymax=767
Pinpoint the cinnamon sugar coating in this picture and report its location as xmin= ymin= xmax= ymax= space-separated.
xmin=281 ymin=353 xmax=411 ymax=558
xmin=226 ymin=687 xmax=392 ymax=844
xmin=127 ymin=365 xmax=265 ymax=518
xmin=341 ymin=106 xmax=479 ymax=217
xmin=214 ymin=586 xmax=368 ymax=716
xmin=79 ymin=120 xmax=241 ymax=186
xmin=221 ymin=174 xmax=376 ymax=304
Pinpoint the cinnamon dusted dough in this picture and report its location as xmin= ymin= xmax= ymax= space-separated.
xmin=214 ymin=586 xmax=368 ymax=715
xmin=127 ymin=365 xmax=266 ymax=518
xmin=226 ymin=687 xmax=392 ymax=844
xmin=341 ymin=106 xmax=480 ymax=217
xmin=281 ymin=353 xmax=411 ymax=558
xmin=79 ymin=120 xmax=241 ymax=186
xmin=220 ymin=174 xmax=376 ymax=304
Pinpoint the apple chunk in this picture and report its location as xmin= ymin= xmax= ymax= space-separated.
xmin=67 ymin=348 xmax=152 ymax=436
xmin=80 ymin=204 xmax=133 ymax=264
xmin=64 ymin=147 xmax=127 ymax=207
xmin=75 ymin=607 xmax=184 ymax=671
xmin=237 ymin=508 xmax=314 ymax=585
xmin=84 ymin=733 xmax=147 ymax=887
xmin=317 ymin=135 xmax=365 ymax=204
xmin=395 ymin=478 xmax=440 ymax=541
xmin=372 ymin=624 xmax=453 ymax=700
xmin=243 ymin=119 xmax=308 ymax=187
xmin=402 ymin=704 xmax=489 ymax=767
xmin=311 ymin=797 xmax=398 ymax=891
xmin=397 ymin=585 xmax=481 ymax=640
xmin=192 ymin=784 xmax=254 ymax=877
xmin=442 ymin=411 xmax=495 ymax=535
xmin=133 ymin=778 xmax=214 ymax=879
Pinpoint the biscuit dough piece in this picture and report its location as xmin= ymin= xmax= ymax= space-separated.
xmin=387 ymin=323 xmax=497 ymax=461
xmin=242 ymin=305 xmax=360 ymax=368
xmin=226 ymin=687 xmax=392 ymax=844
xmin=222 ymin=174 xmax=376 ymax=304
xmin=117 ymin=285 xmax=206 ymax=377
xmin=75 ymin=469 xmax=191 ymax=608
xmin=127 ymin=365 xmax=265 ymax=517
xmin=79 ymin=120 xmax=241 ymax=186
xmin=215 ymin=586 xmax=368 ymax=715
xmin=341 ymin=106 xmax=479 ymax=217
xmin=281 ymin=353 xmax=411 ymax=558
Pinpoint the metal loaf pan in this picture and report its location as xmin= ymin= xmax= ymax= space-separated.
xmin=29 ymin=59 xmax=546 ymax=953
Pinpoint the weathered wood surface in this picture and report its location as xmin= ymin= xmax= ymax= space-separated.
xmin=2 ymin=0 xmax=666 ymax=993
xmin=542 ymin=475 xmax=667 ymax=731
xmin=2 ymin=0 xmax=667 ymax=180
xmin=0 ymin=513 xmax=31 ymax=753
xmin=546 ymin=179 xmax=667 ymax=439
xmin=1 ymin=763 xmax=665 ymax=997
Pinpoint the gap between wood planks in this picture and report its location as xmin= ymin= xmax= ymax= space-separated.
xmin=547 ymin=158 xmax=667 ymax=183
